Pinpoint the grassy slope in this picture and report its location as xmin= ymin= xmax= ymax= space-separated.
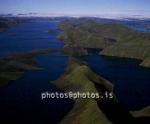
xmin=58 ymin=20 xmax=128 ymax=49
xmin=52 ymin=58 xmax=150 ymax=124
xmin=52 ymin=58 xmax=113 ymax=124
xmin=59 ymin=19 xmax=150 ymax=67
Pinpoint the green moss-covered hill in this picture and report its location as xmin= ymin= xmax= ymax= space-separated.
xmin=52 ymin=58 xmax=113 ymax=124
xmin=59 ymin=19 xmax=150 ymax=67
xmin=52 ymin=58 xmax=149 ymax=124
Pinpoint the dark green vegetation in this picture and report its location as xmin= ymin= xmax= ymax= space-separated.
xmin=0 ymin=48 xmax=60 ymax=86
xmin=59 ymin=19 xmax=150 ymax=67
xmin=0 ymin=17 xmax=26 ymax=32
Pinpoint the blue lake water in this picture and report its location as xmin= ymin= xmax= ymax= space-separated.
xmin=0 ymin=19 xmax=150 ymax=123
xmin=0 ymin=52 xmax=73 ymax=124
xmin=0 ymin=19 xmax=64 ymax=58
xmin=0 ymin=20 xmax=73 ymax=124
xmin=82 ymin=55 xmax=150 ymax=110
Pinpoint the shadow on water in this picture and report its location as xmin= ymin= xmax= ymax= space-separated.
xmin=94 ymin=82 xmax=150 ymax=124
xmin=97 ymin=99 xmax=150 ymax=124
xmin=0 ymin=97 xmax=74 ymax=124
xmin=82 ymin=54 xmax=150 ymax=110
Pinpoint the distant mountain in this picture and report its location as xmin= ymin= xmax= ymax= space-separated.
xmin=0 ymin=14 xmax=14 ymax=17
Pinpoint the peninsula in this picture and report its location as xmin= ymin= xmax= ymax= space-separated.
xmin=59 ymin=19 xmax=150 ymax=68
xmin=0 ymin=48 xmax=60 ymax=86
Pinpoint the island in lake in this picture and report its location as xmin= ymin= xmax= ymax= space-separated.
xmin=0 ymin=17 xmax=27 ymax=32
xmin=0 ymin=17 xmax=150 ymax=124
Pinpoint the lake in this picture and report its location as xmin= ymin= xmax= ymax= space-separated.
xmin=0 ymin=18 xmax=150 ymax=123
xmin=0 ymin=19 xmax=74 ymax=124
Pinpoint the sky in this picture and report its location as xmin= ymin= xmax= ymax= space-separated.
xmin=0 ymin=0 xmax=150 ymax=18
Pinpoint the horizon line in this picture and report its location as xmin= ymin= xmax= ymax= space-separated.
xmin=1 ymin=12 xmax=150 ymax=19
